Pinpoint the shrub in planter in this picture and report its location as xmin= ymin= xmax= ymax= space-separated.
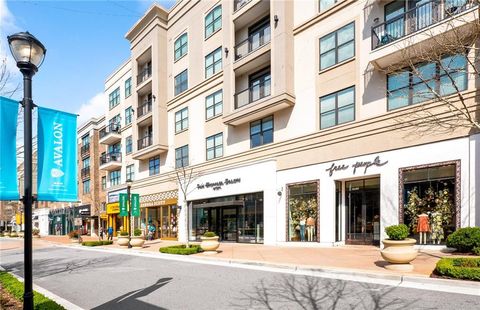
xmin=119 ymin=230 xmax=129 ymax=237
xmin=68 ymin=230 xmax=79 ymax=239
xmin=385 ymin=224 xmax=409 ymax=240
xmin=435 ymin=257 xmax=480 ymax=281
xmin=446 ymin=227 xmax=480 ymax=253
xmin=159 ymin=245 xmax=202 ymax=255
xmin=203 ymin=231 xmax=217 ymax=238
xmin=32 ymin=228 xmax=40 ymax=237
xmin=200 ymin=231 xmax=220 ymax=253
xmin=473 ymin=247 xmax=480 ymax=256
xmin=82 ymin=240 xmax=113 ymax=247
xmin=134 ymin=228 xmax=142 ymax=237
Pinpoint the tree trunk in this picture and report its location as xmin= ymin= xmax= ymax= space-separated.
xmin=184 ymin=199 xmax=190 ymax=248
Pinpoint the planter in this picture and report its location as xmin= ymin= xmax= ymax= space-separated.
xmin=117 ymin=236 xmax=129 ymax=246
xmin=381 ymin=238 xmax=418 ymax=271
xmin=200 ymin=236 xmax=219 ymax=254
xmin=130 ymin=236 xmax=145 ymax=248
xmin=18 ymin=232 xmax=24 ymax=238
xmin=9 ymin=233 xmax=18 ymax=238
xmin=70 ymin=238 xmax=80 ymax=243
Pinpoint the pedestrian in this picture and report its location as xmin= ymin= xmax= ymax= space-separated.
xmin=108 ymin=226 xmax=113 ymax=241
xmin=99 ymin=227 xmax=104 ymax=240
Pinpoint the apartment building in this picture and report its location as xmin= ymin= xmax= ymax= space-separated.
xmin=77 ymin=116 xmax=107 ymax=236
xmin=100 ymin=0 xmax=480 ymax=246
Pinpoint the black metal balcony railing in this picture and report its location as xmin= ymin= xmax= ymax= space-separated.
xmin=138 ymin=135 xmax=153 ymax=150
xmin=137 ymin=66 xmax=152 ymax=85
xmin=81 ymin=167 xmax=90 ymax=179
xmin=234 ymin=77 xmax=271 ymax=109
xmin=100 ymin=152 xmax=122 ymax=165
xmin=372 ymin=0 xmax=475 ymax=50
xmin=99 ymin=123 xmax=121 ymax=139
xmin=137 ymin=100 xmax=152 ymax=118
xmin=80 ymin=144 xmax=90 ymax=156
xmin=235 ymin=24 xmax=271 ymax=60
xmin=234 ymin=0 xmax=252 ymax=12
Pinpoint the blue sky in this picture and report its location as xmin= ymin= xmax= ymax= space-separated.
xmin=1 ymin=0 xmax=175 ymax=124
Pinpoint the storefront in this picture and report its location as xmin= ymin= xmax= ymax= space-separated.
xmin=140 ymin=191 xmax=178 ymax=240
xmin=106 ymin=188 xmax=127 ymax=236
xmin=75 ymin=205 xmax=91 ymax=235
xmin=33 ymin=207 xmax=50 ymax=236
xmin=49 ymin=209 xmax=67 ymax=235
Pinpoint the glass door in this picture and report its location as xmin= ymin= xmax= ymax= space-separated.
xmin=221 ymin=207 xmax=238 ymax=242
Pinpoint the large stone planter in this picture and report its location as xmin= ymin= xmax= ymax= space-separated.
xmin=130 ymin=236 xmax=145 ymax=248
xmin=117 ymin=236 xmax=129 ymax=246
xmin=381 ymin=238 xmax=418 ymax=271
xmin=200 ymin=236 xmax=219 ymax=254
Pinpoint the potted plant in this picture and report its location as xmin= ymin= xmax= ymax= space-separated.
xmin=68 ymin=230 xmax=79 ymax=243
xmin=200 ymin=231 xmax=219 ymax=254
xmin=32 ymin=227 xmax=40 ymax=238
xmin=117 ymin=230 xmax=129 ymax=246
xmin=381 ymin=224 xmax=418 ymax=271
xmin=130 ymin=228 xmax=145 ymax=248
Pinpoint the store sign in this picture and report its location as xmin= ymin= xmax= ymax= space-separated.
xmin=74 ymin=218 xmax=82 ymax=226
xmin=108 ymin=189 xmax=127 ymax=203
xmin=131 ymin=194 xmax=140 ymax=217
xmin=196 ymin=178 xmax=241 ymax=191
xmin=119 ymin=193 xmax=128 ymax=217
xmin=106 ymin=203 xmax=119 ymax=214
xmin=326 ymin=156 xmax=388 ymax=177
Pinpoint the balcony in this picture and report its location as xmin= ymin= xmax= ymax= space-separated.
xmin=132 ymin=135 xmax=168 ymax=160
xmin=234 ymin=0 xmax=252 ymax=12
xmin=99 ymin=123 xmax=121 ymax=145
xmin=137 ymin=66 xmax=152 ymax=86
xmin=235 ymin=24 xmax=271 ymax=62
xmin=235 ymin=77 xmax=271 ymax=109
xmin=233 ymin=0 xmax=269 ymax=25
xmin=99 ymin=152 xmax=122 ymax=171
xmin=80 ymin=144 xmax=90 ymax=157
xmin=370 ymin=0 xmax=478 ymax=68
xmin=81 ymin=167 xmax=90 ymax=179
xmin=137 ymin=100 xmax=153 ymax=126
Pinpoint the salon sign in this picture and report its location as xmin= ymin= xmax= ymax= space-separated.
xmin=196 ymin=178 xmax=241 ymax=191
xmin=325 ymin=156 xmax=388 ymax=177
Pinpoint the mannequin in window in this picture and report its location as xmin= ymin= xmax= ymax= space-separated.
xmin=417 ymin=213 xmax=430 ymax=245
xmin=299 ymin=218 xmax=306 ymax=242
xmin=306 ymin=216 xmax=315 ymax=242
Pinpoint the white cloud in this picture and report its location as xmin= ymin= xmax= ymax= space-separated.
xmin=0 ymin=0 xmax=22 ymax=96
xmin=76 ymin=92 xmax=106 ymax=127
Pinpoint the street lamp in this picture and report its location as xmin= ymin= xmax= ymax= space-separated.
xmin=126 ymin=179 xmax=133 ymax=248
xmin=8 ymin=31 xmax=46 ymax=310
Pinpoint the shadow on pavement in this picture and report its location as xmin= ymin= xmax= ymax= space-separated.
xmin=91 ymin=278 xmax=172 ymax=310
xmin=232 ymin=275 xmax=432 ymax=310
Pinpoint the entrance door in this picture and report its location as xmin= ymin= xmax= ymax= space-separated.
xmin=346 ymin=178 xmax=380 ymax=245
xmin=221 ymin=207 xmax=238 ymax=242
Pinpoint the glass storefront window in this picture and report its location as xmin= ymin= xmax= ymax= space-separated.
xmin=288 ymin=182 xmax=318 ymax=242
xmin=403 ymin=164 xmax=456 ymax=245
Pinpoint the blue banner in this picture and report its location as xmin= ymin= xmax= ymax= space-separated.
xmin=37 ymin=107 xmax=78 ymax=202
xmin=0 ymin=97 xmax=19 ymax=201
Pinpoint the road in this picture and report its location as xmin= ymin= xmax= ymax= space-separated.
xmin=0 ymin=239 xmax=479 ymax=310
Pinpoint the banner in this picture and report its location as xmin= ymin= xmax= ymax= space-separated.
xmin=131 ymin=194 xmax=140 ymax=217
xmin=119 ymin=193 xmax=128 ymax=217
xmin=37 ymin=107 xmax=78 ymax=202
xmin=0 ymin=97 xmax=19 ymax=201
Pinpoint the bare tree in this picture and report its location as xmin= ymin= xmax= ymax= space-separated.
xmin=374 ymin=0 xmax=480 ymax=135
xmin=0 ymin=57 xmax=20 ymax=98
xmin=173 ymin=165 xmax=201 ymax=248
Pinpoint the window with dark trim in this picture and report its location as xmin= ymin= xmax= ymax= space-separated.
xmin=101 ymin=176 xmax=107 ymax=190
xmin=174 ymin=33 xmax=188 ymax=61
xmin=320 ymin=86 xmax=355 ymax=129
xmin=205 ymin=47 xmax=222 ymax=78
xmin=109 ymin=87 xmax=121 ymax=109
xmin=387 ymin=54 xmax=467 ymax=110
xmin=125 ymin=78 xmax=132 ymax=98
xmin=175 ymin=107 xmax=188 ymax=133
xmin=82 ymin=179 xmax=90 ymax=194
xmin=125 ymin=136 xmax=132 ymax=154
xmin=205 ymin=5 xmax=222 ymax=38
xmin=174 ymin=70 xmax=188 ymax=96
xmin=126 ymin=164 xmax=135 ymax=181
xmin=319 ymin=0 xmax=338 ymax=12
xmin=320 ymin=22 xmax=355 ymax=70
xmin=109 ymin=170 xmax=121 ymax=186
xmin=206 ymin=133 xmax=223 ymax=160
xmin=250 ymin=116 xmax=273 ymax=148
xmin=206 ymin=90 xmax=223 ymax=119
xmin=125 ymin=106 xmax=133 ymax=125
xmin=149 ymin=156 xmax=160 ymax=176
xmin=175 ymin=145 xmax=189 ymax=168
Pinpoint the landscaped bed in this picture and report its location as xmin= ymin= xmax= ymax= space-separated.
xmin=434 ymin=257 xmax=480 ymax=281
xmin=0 ymin=271 xmax=65 ymax=309
xmin=81 ymin=240 xmax=113 ymax=247
xmin=159 ymin=245 xmax=203 ymax=255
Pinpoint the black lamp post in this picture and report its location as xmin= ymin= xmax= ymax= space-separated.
xmin=7 ymin=31 xmax=46 ymax=310
xmin=126 ymin=179 xmax=132 ymax=248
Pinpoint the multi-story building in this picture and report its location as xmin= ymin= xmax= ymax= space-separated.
xmin=99 ymin=0 xmax=479 ymax=246
xmin=77 ymin=116 xmax=107 ymax=236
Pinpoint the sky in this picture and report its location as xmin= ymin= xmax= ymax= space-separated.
xmin=1 ymin=0 xmax=176 ymax=125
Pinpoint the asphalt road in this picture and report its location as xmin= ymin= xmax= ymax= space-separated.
xmin=0 ymin=240 xmax=479 ymax=310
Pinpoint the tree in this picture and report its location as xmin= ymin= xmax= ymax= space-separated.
xmin=173 ymin=165 xmax=201 ymax=248
xmin=0 ymin=57 xmax=20 ymax=98
xmin=376 ymin=1 xmax=480 ymax=134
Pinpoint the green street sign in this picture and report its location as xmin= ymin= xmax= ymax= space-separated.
xmin=119 ymin=193 xmax=128 ymax=217
xmin=131 ymin=194 xmax=140 ymax=217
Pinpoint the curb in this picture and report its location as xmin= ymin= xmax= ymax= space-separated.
xmin=54 ymin=243 xmax=480 ymax=296
xmin=0 ymin=266 xmax=85 ymax=310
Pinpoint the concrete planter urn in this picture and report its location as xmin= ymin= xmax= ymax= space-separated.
xmin=381 ymin=224 xmax=418 ymax=271
xmin=130 ymin=236 xmax=145 ymax=248
xmin=200 ymin=235 xmax=219 ymax=254
xmin=117 ymin=236 xmax=129 ymax=246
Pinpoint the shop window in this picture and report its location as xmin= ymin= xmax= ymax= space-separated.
xmin=287 ymin=182 xmax=318 ymax=242
xmin=401 ymin=162 xmax=458 ymax=245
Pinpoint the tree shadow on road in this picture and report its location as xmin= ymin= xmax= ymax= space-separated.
xmin=232 ymin=275 xmax=432 ymax=310
xmin=91 ymin=277 xmax=173 ymax=310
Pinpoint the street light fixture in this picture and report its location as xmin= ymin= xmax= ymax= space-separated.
xmin=8 ymin=31 xmax=46 ymax=310
xmin=126 ymin=179 xmax=133 ymax=248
